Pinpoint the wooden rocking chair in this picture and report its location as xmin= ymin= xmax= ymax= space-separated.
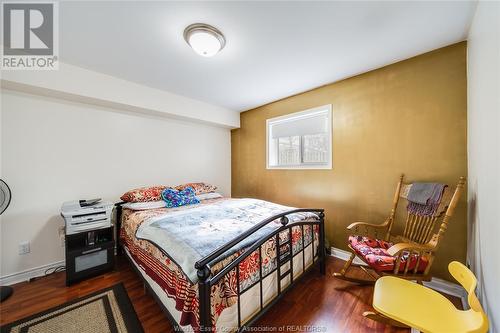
xmin=333 ymin=174 xmax=466 ymax=288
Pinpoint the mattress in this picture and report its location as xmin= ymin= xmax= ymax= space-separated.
xmin=120 ymin=197 xmax=319 ymax=331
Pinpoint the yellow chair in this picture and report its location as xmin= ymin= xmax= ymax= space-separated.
xmin=370 ymin=261 xmax=489 ymax=333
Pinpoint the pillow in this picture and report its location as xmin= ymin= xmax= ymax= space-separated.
xmin=161 ymin=187 xmax=200 ymax=208
xmin=174 ymin=182 xmax=217 ymax=195
xmin=122 ymin=192 xmax=221 ymax=210
xmin=122 ymin=201 xmax=167 ymax=210
xmin=196 ymin=192 xmax=223 ymax=201
xmin=120 ymin=185 xmax=167 ymax=202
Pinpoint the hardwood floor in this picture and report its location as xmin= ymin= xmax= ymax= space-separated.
xmin=0 ymin=256 xmax=460 ymax=332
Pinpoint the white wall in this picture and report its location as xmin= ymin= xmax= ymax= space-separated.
xmin=0 ymin=89 xmax=231 ymax=279
xmin=467 ymin=1 xmax=500 ymax=331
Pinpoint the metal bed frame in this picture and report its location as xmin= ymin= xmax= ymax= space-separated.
xmin=115 ymin=202 xmax=326 ymax=332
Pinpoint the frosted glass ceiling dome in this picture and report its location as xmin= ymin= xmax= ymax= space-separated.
xmin=184 ymin=23 xmax=226 ymax=57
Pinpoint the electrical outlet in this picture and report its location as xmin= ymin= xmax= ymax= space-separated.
xmin=18 ymin=241 xmax=30 ymax=255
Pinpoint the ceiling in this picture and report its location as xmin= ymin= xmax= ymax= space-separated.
xmin=59 ymin=1 xmax=477 ymax=112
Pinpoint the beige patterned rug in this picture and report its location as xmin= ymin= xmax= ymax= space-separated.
xmin=0 ymin=283 xmax=143 ymax=333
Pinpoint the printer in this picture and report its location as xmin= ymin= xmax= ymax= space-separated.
xmin=61 ymin=199 xmax=113 ymax=235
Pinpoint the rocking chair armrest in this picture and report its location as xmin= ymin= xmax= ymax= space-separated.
xmin=387 ymin=242 xmax=435 ymax=257
xmin=347 ymin=220 xmax=390 ymax=231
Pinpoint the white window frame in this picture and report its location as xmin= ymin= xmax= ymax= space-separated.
xmin=266 ymin=104 xmax=333 ymax=170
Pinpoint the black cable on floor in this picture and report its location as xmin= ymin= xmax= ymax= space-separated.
xmin=28 ymin=265 xmax=66 ymax=283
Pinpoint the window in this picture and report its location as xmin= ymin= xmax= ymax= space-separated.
xmin=267 ymin=105 xmax=332 ymax=169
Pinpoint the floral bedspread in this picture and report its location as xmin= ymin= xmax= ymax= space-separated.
xmin=120 ymin=197 xmax=320 ymax=331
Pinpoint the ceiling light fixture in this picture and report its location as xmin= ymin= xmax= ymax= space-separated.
xmin=183 ymin=23 xmax=226 ymax=57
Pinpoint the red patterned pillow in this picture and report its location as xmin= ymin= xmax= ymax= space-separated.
xmin=120 ymin=185 xmax=168 ymax=202
xmin=174 ymin=182 xmax=217 ymax=195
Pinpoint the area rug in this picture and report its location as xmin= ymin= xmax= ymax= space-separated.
xmin=1 ymin=283 xmax=143 ymax=333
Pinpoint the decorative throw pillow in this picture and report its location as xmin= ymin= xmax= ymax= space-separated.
xmin=174 ymin=182 xmax=217 ymax=195
xmin=161 ymin=187 xmax=200 ymax=208
xmin=120 ymin=185 xmax=168 ymax=202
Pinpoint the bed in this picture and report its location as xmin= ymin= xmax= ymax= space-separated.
xmin=116 ymin=196 xmax=325 ymax=332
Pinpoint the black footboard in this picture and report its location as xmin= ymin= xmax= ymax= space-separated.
xmin=196 ymin=209 xmax=326 ymax=332
xmin=115 ymin=202 xmax=325 ymax=332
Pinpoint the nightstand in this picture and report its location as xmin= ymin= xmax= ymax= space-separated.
xmin=65 ymin=226 xmax=115 ymax=286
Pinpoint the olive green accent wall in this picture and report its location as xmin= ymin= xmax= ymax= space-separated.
xmin=231 ymin=42 xmax=467 ymax=281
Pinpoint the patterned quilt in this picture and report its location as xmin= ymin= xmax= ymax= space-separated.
xmin=120 ymin=197 xmax=320 ymax=330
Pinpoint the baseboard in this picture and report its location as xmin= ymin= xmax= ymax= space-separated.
xmin=0 ymin=260 xmax=65 ymax=286
xmin=423 ymin=277 xmax=468 ymax=308
xmin=330 ymin=246 xmax=367 ymax=266
xmin=330 ymin=246 xmax=468 ymax=309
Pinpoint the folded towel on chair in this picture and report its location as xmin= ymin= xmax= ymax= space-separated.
xmin=407 ymin=183 xmax=446 ymax=216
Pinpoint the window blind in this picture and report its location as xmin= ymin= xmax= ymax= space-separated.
xmin=270 ymin=112 xmax=328 ymax=139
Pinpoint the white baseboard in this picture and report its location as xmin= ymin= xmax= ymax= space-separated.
xmin=330 ymin=246 xmax=468 ymax=308
xmin=423 ymin=277 xmax=468 ymax=308
xmin=0 ymin=260 xmax=65 ymax=286
xmin=330 ymin=247 xmax=367 ymax=266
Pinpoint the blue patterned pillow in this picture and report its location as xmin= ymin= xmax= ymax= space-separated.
xmin=161 ymin=187 xmax=200 ymax=208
